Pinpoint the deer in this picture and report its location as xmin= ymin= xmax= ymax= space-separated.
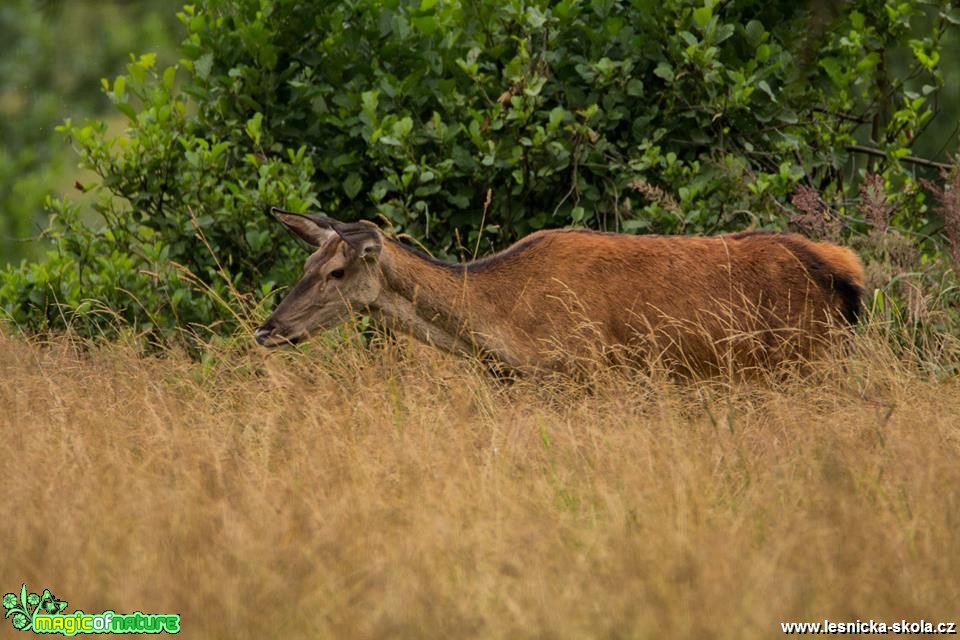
xmin=254 ymin=208 xmax=865 ymax=375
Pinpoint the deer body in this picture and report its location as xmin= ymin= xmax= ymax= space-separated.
xmin=255 ymin=210 xmax=865 ymax=373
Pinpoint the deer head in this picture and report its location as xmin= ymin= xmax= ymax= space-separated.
xmin=254 ymin=208 xmax=383 ymax=347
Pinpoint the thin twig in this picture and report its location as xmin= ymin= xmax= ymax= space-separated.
xmin=812 ymin=107 xmax=869 ymax=124
xmin=473 ymin=189 xmax=492 ymax=261
xmin=846 ymin=144 xmax=952 ymax=171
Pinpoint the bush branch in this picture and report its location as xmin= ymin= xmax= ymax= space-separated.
xmin=846 ymin=144 xmax=952 ymax=171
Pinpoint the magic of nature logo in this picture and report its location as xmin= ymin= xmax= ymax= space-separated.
xmin=3 ymin=584 xmax=180 ymax=635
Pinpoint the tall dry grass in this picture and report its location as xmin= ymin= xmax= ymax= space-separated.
xmin=1 ymin=325 xmax=959 ymax=639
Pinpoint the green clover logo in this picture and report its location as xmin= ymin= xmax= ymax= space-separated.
xmin=3 ymin=584 xmax=68 ymax=632
xmin=40 ymin=592 xmax=67 ymax=615
xmin=12 ymin=613 xmax=28 ymax=630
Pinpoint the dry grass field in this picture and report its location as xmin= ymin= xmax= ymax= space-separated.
xmin=2 ymin=326 xmax=959 ymax=639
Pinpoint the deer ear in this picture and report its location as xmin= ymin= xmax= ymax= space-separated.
xmin=334 ymin=222 xmax=382 ymax=261
xmin=270 ymin=207 xmax=338 ymax=247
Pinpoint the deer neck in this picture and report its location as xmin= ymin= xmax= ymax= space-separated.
xmin=367 ymin=241 xmax=509 ymax=362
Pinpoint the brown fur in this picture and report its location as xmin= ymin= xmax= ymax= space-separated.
xmin=257 ymin=215 xmax=865 ymax=375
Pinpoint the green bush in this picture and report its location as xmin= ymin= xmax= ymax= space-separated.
xmin=2 ymin=0 xmax=959 ymax=346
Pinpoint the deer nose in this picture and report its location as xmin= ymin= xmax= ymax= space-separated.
xmin=254 ymin=326 xmax=273 ymax=345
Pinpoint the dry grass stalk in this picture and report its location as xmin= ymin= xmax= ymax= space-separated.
xmin=628 ymin=178 xmax=681 ymax=214
xmin=1 ymin=326 xmax=959 ymax=639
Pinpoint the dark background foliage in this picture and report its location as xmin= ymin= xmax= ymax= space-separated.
xmin=1 ymin=0 xmax=959 ymax=348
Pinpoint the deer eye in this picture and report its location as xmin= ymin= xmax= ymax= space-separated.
xmin=329 ymin=268 xmax=345 ymax=279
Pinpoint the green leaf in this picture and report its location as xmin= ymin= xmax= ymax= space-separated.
xmin=448 ymin=194 xmax=470 ymax=208
xmin=850 ymin=10 xmax=865 ymax=29
xmin=653 ymin=62 xmax=674 ymax=82
xmin=757 ymin=80 xmax=776 ymax=102
xmin=194 ymin=53 xmax=213 ymax=80
xmin=548 ymin=106 xmax=566 ymax=129
xmin=524 ymin=76 xmax=547 ymax=97
xmin=819 ymin=57 xmax=844 ymax=86
xmin=116 ymin=102 xmax=137 ymax=120
xmin=714 ymin=23 xmax=735 ymax=43
xmin=245 ymin=112 xmax=264 ymax=145
xmin=163 ymin=66 xmax=177 ymax=91
xmin=411 ymin=15 xmax=437 ymax=34
xmin=343 ymin=173 xmax=363 ymax=200
xmin=392 ymin=116 xmax=413 ymax=139
xmin=245 ymin=229 xmax=268 ymax=252
xmin=692 ymin=6 xmax=712 ymax=29
xmin=361 ymin=90 xmax=379 ymax=115
xmin=679 ymin=31 xmax=698 ymax=47
xmin=745 ymin=20 xmax=765 ymax=45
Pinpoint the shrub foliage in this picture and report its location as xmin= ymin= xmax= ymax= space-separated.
xmin=2 ymin=0 xmax=959 ymax=344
